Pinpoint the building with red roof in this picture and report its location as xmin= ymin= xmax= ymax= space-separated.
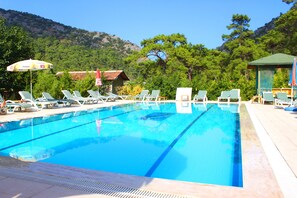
xmin=56 ymin=70 xmax=129 ymax=93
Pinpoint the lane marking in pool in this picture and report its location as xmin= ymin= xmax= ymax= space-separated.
xmin=0 ymin=109 xmax=138 ymax=152
xmin=145 ymin=105 xmax=214 ymax=177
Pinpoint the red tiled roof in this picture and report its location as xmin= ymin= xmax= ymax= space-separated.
xmin=56 ymin=70 xmax=129 ymax=81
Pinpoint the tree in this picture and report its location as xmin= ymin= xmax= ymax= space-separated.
xmin=259 ymin=8 xmax=297 ymax=55
xmin=0 ymin=18 xmax=34 ymax=97
xmin=221 ymin=14 xmax=268 ymax=100
xmin=33 ymin=37 xmax=127 ymax=72
xmin=140 ymin=33 xmax=188 ymax=72
xmin=126 ymin=34 xmax=203 ymax=98
xmin=273 ymin=68 xmax=290 ymax=88
xmin=222 ymin=14 xmax=254 ymax=51
xmin=33 ymin=70 xmax=61 ymax=98
xmin=74 ymin=72 xmax=96 ymax=96
xmin=191 ymin=49 xmax=229 ymax=100
xmin=174 ymin=44 xmax=208 ymax=81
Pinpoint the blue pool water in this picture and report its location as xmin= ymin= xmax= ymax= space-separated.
xmin=0 ymin=102 xmax=242 ymax=187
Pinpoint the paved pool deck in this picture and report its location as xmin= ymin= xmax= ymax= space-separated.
xmin=0 ymin=101 xmax=296 ymax=197
xmin=245 ymin=102 xmax=297 ymax=198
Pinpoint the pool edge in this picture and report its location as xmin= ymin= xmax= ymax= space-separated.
xmin=0 ymin=102 xmax=283 ymax=197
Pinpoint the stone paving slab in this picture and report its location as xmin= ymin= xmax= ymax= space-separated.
xmin=249 ymin=103 xmax=297 ymax=177
xmin=0 ymin=177 xmax=51 ymax=198
xmin=246 ymin=102 xmax=297 ymax=198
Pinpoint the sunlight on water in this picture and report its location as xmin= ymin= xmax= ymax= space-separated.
xmin=0 ymin=102 xmax=242 ymax=187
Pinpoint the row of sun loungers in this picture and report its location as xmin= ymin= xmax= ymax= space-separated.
xmin=0 ymin=88 xmax=237 ymax=113
xmin=262 ymin=91 xmax=291 ymax=105
xmin=0 ymin=90 xmax=131 ymax=114
xmin=0 ymin=89 xmax=161 ymax=114
xmin=261 ymin=91 xmax=297 ymax=109
xmin=87 ymin=90 xmax=116 ymax=102
xmin=133 ymin=90 xmax=160 ymax=101
xmin=217 ymin=89 xmax=241 ymax=103
xmin=0 ymin=92 xmax=36 ymax=113
xmin=0 ymin=88 xmax=244 ymax=114
xmin=192 ymin=89 xmax=241 ymax=103
xmin=136 ymin=89 xmax=241 ymax=103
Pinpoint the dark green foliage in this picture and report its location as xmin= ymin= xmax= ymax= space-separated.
xmin=0 ymin=8 xmax=140 ymax=55
xmin=33 ymin=70 xmax=111 ymax=99
xmin=222 ymin=14 xmax=253 ymax=45
xmin=273 ymin=69 xmax=290 ymax=88
xmin=144 ymin=73 xmax=192 ymax=99
xmin=219 ymin=14 xmax=268 ymax=100
xmin=1 ymin=4 xmax=296 ymax=101
xmin=0 ymin=18 xmax=34 ymax=98
xmin=33 ymin=70 xmax=61 ymax=98
xmin=259 ymin=7 xmax=297 ymax=55
xmin=33 ymin=37 xmax=127 ymax=72
xmin=73 ymin=72 xmax=97 ymax=97
xmin=125 ymin=20 xmax=265 ymax=100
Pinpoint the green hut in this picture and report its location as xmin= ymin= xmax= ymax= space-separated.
xmin=248 ymin=53 xmax=296 ymax=96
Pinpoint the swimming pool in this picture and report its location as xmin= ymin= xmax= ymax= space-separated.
xmin=0 ymin=102 xmax=242 ymax=187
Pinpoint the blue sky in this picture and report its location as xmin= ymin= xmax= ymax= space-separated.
xmin=0 ymin=0 xmax=292 ymax=49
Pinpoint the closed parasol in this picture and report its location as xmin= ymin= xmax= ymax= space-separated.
xmin=289 ymin=57 xmax=297 ymax=99
xmin=95 ymin=69 xmax=102 ymax=86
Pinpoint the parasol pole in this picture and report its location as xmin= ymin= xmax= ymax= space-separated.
xmin=30 ymin=70 xmax=33 ymax=100
xmin=97 ymin=69 xmax=99 ymax=92
xmin=291 ymin=85 xmax=293 ymax=104
xmin=291 ymin=58 xmax=297 ymax=104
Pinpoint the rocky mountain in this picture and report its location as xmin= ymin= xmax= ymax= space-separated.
xmin=0 ymin=8 xmax=141 ymax=54
xmin=253 ymin=17 xmax=277 ymax=38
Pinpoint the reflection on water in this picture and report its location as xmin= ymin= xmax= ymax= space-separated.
xmin=193 ymin=102 xmax=207 ymax=111
xmin=10 ymin=146 xmax=54 ymax=162
xmin=139 ymin=102 xmax=160 ymax=110
xmin=218 ymin=103 xmax=240 ymax=113
xmin=0 ymin=102 xmax=242 ymax=187
xmin=175 ymin=102 xmax=192 ymax=113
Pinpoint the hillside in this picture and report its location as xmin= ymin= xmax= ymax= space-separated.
xmin=0 ymin=8 xmax=140 ymax=54
xmin=253 ymin=17 xmax=277 ymax=38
